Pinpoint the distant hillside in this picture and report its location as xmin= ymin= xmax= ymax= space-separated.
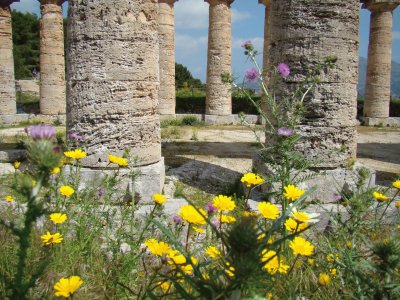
xmin=358 ymin=57 xmax=400 ymax=97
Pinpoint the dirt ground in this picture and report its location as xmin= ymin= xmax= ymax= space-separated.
xmin=1 ymin=125 xmax=399 ymax=185
xmin=162 ymin=125 xmax=400 ymax=186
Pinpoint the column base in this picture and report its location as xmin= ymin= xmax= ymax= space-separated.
xmin=0 ymin=114 xmax=66 ymax=126
xmin=252 ymin=154 xmax=376 ymax=203
xmin=361 ymin=117 xmax=400 ymax=127
xmin=63 ymin=158 xmax=165 ymax=204
xmin=204 ymin=114 xmax=260 ymax=125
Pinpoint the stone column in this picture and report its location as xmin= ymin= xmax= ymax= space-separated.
xmin=158 ymin=0 xmax=177 ymax=115
xmin=67 ymin=0 xmax=163 ymax=198
xmin=363 ymin=0 xmax=399 ymax=120
xmin=268 ymin=0 xmax=359 ymax=168
xmin=0 ymin=1 xmax=18 ymax=115
xmin=259 ymin=0 xmax=271 ymax=123
xmin=259 ymin=0 xmax=271 ymax=82
xmin=205 ymin=0 xmax=234 ymax=116
xmin=39 ymin=0 xmax=66 ymax=115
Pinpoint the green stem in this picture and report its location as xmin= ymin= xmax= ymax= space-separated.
xmin=12 ymin=175 xmax=44 ymax=299
xmin=137 ymin=205 xmax=157 ymax=242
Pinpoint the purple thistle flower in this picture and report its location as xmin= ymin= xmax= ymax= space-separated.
xmin=53 ymin=145 xmax=61 ymax=153
xmin=67 ymin=132 xmax=83 ymax=141
xmin=244 ymin=68 xmax=259 ymax=83
xmin=241 ymin=40 xmax=252 ymax=48
xmin=206 ymin=202 xmax=218 ymax=214
xmin=172 ymin=215 xmax=183 ymax=225
xmin=277 ymin=127 xmax=293 ymax=137
xmin=277 ymin=63 xmax=290 ymax=78
xmin=25 ymin=125 xmax=56 ymax=140
xmin=332 ymin=193 xmax=342 ymax=201
xmin=211 ymin=219 xmax=220 ymax=228
xmin=96 ymin=188 xmax=105 ymax=197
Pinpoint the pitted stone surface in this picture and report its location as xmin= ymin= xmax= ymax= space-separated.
xmin=363 ymin=1 xmax=399 ymax=118
xmin=0 ymin=5 xmax=16 ymax=114
xmin=205 ymin=0 xmax=233 ymax=116
xmin=39 ymin=0 xmax=66 ymax=115
xmin=67 ymin=0 xmax=161 ymax=168
xmin=158 ymin=0 xmax=177 ymax=115
xmin=268 ymin=0 xmax=359 ymax=168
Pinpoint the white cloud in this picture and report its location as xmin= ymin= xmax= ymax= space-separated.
xmin=232 ymin=9 xmax=251 ymax=23
xmin=393 ymin=31 xmax=400 ymax=40
xmin=175 ymin=0 xmax=209 ymax=29
xmin=175 ymin=33 xmax=208 ymax=53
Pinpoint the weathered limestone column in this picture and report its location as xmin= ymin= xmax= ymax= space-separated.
xmin=259 ymin=0 xmax=271 ymax=123
xmin=67 ymin=0 xmax=164 ymax=199
xmin=39 ymin=0 xmax=66 ymax=115
xmin=0 ymin=1 xmax=18 ymax=115
xmin=259 ymin=0 xmax=271 ymax=82
xmin=158 ymin=0 xmax=177 ymax=115
xmin=268 ymin=0 xmax=359 ymax=168
xmin=362 ymin=0 xmax=400 ymax=120
xmin=205 ymin=0 xmax=234 ymax=117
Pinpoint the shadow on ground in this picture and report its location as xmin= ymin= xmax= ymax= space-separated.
xmin=357 ymin=143 xmax=400 ymax=164
xmin=162 ymin=141 xmax=259 ymax=194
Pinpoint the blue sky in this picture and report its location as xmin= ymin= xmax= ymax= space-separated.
xmin=12 ymin=0 xmax=400 ymax=83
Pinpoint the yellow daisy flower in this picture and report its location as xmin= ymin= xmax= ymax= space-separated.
xmin=108 ymin=154 xmax=128 ymax=167
xmin=284 ymin=217 xmax=308 ymax=233
xmin=261 ymin=250 xmax=290 ymax=275
xmin=41 ymin=232 xmax=63 ymax=246
xmin=4 ymin=195 xmax=14 ymax=202
xmin=283 ymin=185 xmax=305 ymax=201
xmin=59 ymin=185 xmax=74 ymax=197
xmin=373 ymin=191 xmax=389 ymax=202
xmin=392 ymin=180 xmax=400 ymax=189
xmin=178 ymin=205 xmax=207 ymax=225
xmin=51 ymin=167 xmax=60 ymax=175
xmin=257 ymin=202 xmax=280 ymax=220
xmin=54 ymin=276 xmax=83 ymax=298
xmin=14 ymin=161 xmax=21 ymax=169
xmin=64 ymin=149 xmax=87 ymax=160
xmin=205 ymin=246 xmax=221 ymax=259
xmin=240 ymin=172 xmax=264 ymax=187
xmin=153 ymin=193 xmax=167 ymax=205
xmin=212 ymin=195 xmax=236 ymax=212
xmin=289 ymin=236 xmax=314 ymax=256
xmin=158 ymin=281 xmax=172 ymax=292
xmin=318 ymin=273 xmax=331 ymax=286
xmin=144 ymin=239 xmax=171 ymax=257
xmin=219 ymin=214 xmax=236 ymax=224
xmin=49 ymin=213 xmax=68 ymax=225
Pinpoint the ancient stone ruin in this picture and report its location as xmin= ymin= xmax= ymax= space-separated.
xmin=362 ymin=0 xmax=400 ymax=126
xmin=0 ymin=0 xmax=399 ymax=198
xmin=39 ymin=0 xmax=66 ymax=115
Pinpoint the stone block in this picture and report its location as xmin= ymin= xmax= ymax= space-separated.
xmin=0 ymin=149 xmax=26 ymax=163
xmin=0 ymin=114 xmax=66 ymax=126
xmin=63 ymin=158 xmax=165 ymax=204
xmin=253 ymin=154 xmax=376 ymax=203
xmin=204 ymin=114 xmax=260 ymax=125
xmin=362 ymin=117 xmax=400 ymax=127
xmin=0 ymin=163 xmax=14 ymax=176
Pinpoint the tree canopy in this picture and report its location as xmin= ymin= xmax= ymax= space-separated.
xmin=175 ymin=63 xmax=203 ymax=89
xmin=11 ymin=11 xmax=202 ymax=88
xmin=12 ymin=11 xmax=40 ymax=79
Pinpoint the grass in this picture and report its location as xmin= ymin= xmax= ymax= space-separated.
xmin=16 ymin=92 xmax=39 ymax=105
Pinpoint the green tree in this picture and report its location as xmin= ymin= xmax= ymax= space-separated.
xmin=175 ymin=63 xmax=203 ymax=89
xmin=12 ymin=11 xmax=40 ymax=79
